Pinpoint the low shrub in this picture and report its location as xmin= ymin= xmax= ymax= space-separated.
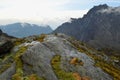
xmin=36 ymin=34 xmax=46 ymax=42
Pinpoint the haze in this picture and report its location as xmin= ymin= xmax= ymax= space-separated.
xmin=0 ymin=0 xmax=119 ymax=29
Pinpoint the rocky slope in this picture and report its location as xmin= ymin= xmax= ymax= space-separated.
xmin=0 ymin=23 xmax=53 ymax=38
xmin=0 ymin=33 xmax=120 ymax=80
xmin=53 ymin=4 xmax=120 ymax=52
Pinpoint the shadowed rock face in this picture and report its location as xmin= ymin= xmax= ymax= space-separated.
xmin=0 ymin=29 xmax=15 ymax=56
xmin=0 ymin=29 xmax=2 ymax=35
xmin=0 ymin=41 xmax=14 ymax=55
xmin=53 ymin=4 xmax=120 ymax=51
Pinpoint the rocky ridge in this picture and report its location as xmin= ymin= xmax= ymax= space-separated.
xmin=0 ymin=33 xmax=119 ymax=80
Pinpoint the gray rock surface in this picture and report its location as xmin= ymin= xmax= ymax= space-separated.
xmin=0 ymin=34 xmax=113 ymax=80
xmin=22 ymin=42 xmax=58 ymax=80
xmin=43 ymin=34 xmax=113 ymax=80
xmin=0 ymin=63 xmax=16 ymax=80
xmin=20 ymin=34 xmax=113 ymax=80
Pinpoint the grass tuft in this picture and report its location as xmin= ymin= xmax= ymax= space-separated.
xmin=51 ymin=55 xmax=76 ymax=80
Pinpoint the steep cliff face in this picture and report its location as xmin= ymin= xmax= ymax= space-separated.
xmin=53 ymin=4 xmax=120 ymax=51
xmin=0 ymin=33 xmax=119 ymax=80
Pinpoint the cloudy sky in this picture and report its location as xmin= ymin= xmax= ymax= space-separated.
xmin=0 ymin=0 xmax=120 ymax=29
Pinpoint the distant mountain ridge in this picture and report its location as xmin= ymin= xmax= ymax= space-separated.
xmin=53 ymin=4 xmax=120 ymax=51
xmin=0 ymin=22 xmax=53 ymax=38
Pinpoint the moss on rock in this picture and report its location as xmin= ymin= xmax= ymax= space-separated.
xmin=51 ymin=55 xmax=76 ymax=80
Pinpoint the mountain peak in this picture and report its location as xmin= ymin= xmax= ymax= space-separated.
xmin=95 ymin=4 xmax=108 ymax=8
xmin=92 ymin=4 xmax=109 ymax=10
xmin=87 ymin=4 xmax=109 ymax=15
xmin=54 ymin=5 xmax=120 ymax=51
xmin=20 ymin=22 xmax=30 ymax=27
xmin=88 ymin=4 xmax=120 ymax=15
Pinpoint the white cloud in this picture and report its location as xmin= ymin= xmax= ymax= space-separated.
xmin=0 ymin=0 xmax=88 ymax=29
xmin=3 ymin=0 xmax=119 ymax=29
xmin=0 ymin=9 xmax=88 ymax=29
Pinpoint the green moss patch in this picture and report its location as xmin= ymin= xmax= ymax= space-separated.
xmin=12 ymin=46 xmax=45 ymax=80
xmin=12 ymin=46 xmax=27 ymax=80
xmin=95 ymin=61 xmax=120 ymax=80
xmin=26 ymin=74 xmax=45 ymax=80
xmin=14 ymin=38 xmax=26 ymax=46
xmin=0 ymin=63 xmax=11 ymax=74
xmin=51 ymin=55 xmax=76 ymax=80
xmin=35 ymin=34 xmax=46 ymax=42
